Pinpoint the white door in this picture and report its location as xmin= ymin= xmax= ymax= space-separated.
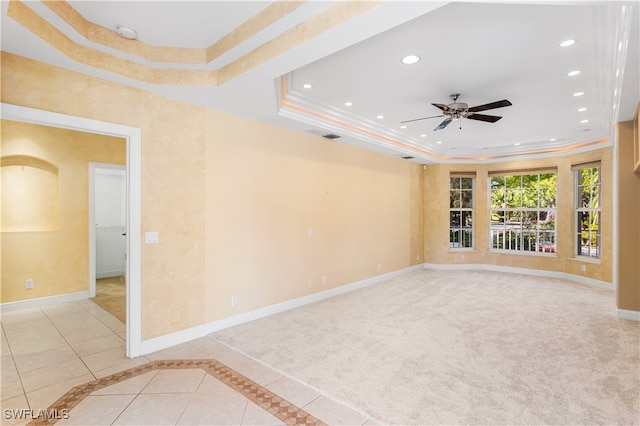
xmin=90 ymin=164 xmax=126 ymax=297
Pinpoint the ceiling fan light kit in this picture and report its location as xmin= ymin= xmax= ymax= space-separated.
xmin=402 ymin=93 xmax=512 ymax=131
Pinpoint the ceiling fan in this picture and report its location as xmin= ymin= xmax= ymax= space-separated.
xmin=401 ymin=93 xmax=512 ymax=131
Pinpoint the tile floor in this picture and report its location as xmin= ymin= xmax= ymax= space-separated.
xmin=1 ymin=300 xmax=373 ymax=426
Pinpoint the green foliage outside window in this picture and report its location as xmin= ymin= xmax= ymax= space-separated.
xmin=450 ymin=177 xmax=473 ymax=248
xmin=576 ymin=167 xmax=600 ymax=258
xmin=490 ymin=173 xmax=557 ymax=253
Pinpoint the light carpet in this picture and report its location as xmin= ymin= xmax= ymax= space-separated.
xmin=212 ymin=269 xmax=640 ymax=425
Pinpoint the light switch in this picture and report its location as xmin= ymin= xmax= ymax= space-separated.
xmin=145 ymin=231 xmax=159 ymax=244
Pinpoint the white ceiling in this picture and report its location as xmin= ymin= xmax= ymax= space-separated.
xmin=2 ymin=1 xmax=638 ymax=164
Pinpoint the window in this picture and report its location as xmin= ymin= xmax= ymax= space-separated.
xmin=575 ymin=163 xmax=601 ymax=258
xmin=450 ymin=175 xmax=474 ymax=248
xmin=489 ymin=171 xmax=557 ymax=253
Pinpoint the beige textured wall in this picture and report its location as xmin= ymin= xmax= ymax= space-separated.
xmin=410 ymin=164 xmax=425 ymax=265
xmin=2 ymin=53 xmax=207 ymax=339
xmin=616 ymin=119 xmax=640 ymax=311
xmin=424 ymin=148 xmax=613 ymax=283
xmin=2 ymin=53 xmax=418 ymax=339
xmin=204 ymin=111 xmax=416 ymax=321
xmin=1 ymin=119 xmax=125 ymax=302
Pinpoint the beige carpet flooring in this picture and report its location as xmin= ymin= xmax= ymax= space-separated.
xmin=212 ymin=269 xmax=640 ymax=425
xmin=91 ymin=276 xmax=126 ymax=323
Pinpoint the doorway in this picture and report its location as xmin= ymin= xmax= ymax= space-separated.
xmin=2 ymin=103 xmax=143 ymax=358
xmin=90 ymin=163 xmax=127 ymax=323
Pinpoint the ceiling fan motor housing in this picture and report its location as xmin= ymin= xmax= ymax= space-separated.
xmin=448 ymin=102 xmax=469 ymax=118
xmin=449 ymin=102 xmax=468 ymax=109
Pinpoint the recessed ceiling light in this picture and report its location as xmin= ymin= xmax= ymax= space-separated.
xmin=400 ymin=125 xmax=407 ymax=129
xmin=560 ymin=39 xmax=575 ymax=47
xmin=401 ymin=55 xmax=421 ymax=65
xmin=578 ymin=107 xmax=587 ymax=112
xmin=377 ymin=115 xmax=384 ymax=119
xmin=568 ymin=70 xmax=581 ymax=77
xmin=514 ymin=143 xmax=521 ymax=146
xmin=436 ymin=140 xmax=443 ymax=144
xmin=573 ymin=92 xmax=584 ymax=97
xmin=344 ymin=101 xmax=352 ymax=106
xmin=549 ymin=138 xmax=557 ymax=142
xmin=581 ymin=119 xmax=589 ymax=124
xmin=116 ymin=24 xmax=138 ymax=40
xmin=302 ymin=83 xmax=313 ymax=89
xmin=420 ymin=134 xmax=427 ymax=138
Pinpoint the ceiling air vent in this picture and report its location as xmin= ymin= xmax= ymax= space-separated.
xmin=306 ymin=129 xmax=341 ymax=140
xmin=322 ymin=133 xmax=341 ymax=140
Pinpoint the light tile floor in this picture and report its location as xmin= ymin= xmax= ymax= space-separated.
xmin=1 ymin=300 xmax=373 ymax=425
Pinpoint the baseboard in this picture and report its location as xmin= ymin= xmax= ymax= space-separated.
xmin=0 ymin=291 xmax=89 ymax=314
xmin=96 ymin=271 xmax=125 ymax=279
xmin=137 ymin=264 xmax=424 ymax=356
xmin=616 ymin=308 xmax=640 ymax=321
xmin=422 ymin=263 xmax=613 ymax=290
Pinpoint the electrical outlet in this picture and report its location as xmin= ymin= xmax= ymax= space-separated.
xmin=26 ymin=279 xmax=33 ymax=289
xmin=322 ymin=276 xmax=327 ymax=285
xmin=308 ymin=279 xmax=313 ymax=288
xmin=377 ymin=264 xmax=381 ymax=271
xmin=461 ymin=254 xmax=465 ymax=262
xmin=231 ymin=296 xmax=238 ymax=307
xmin=581 ymin=264 xmax=586 ymax=272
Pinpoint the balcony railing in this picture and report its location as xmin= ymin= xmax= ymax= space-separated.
xmin=449 ymin=228 xmax=472 ymax=248
xmin=450 ymin=223 xmax=559 ymax=254
xmin=490 ymin=223 xmax=555 ymax=253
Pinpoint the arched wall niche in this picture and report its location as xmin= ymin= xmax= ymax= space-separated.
xmin=1 ymin=154 xmax=60 ymax=232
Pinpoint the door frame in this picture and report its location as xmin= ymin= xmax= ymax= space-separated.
xmin=2 ymin=103 xmax=143 ymax=358
xmin=89 ymin=162 xmax=127 ymax=298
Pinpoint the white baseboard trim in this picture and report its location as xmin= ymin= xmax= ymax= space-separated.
xmin=422 ymin=263 xmax=613 ymax=290
xmin=96 ymin=271 xmax=125 ymax=279
xmin=616 ymin=309 xmax=640 ymax=321
xmin=0 ymin=291 xmax=89 ymax=314
xmin=138 ymin=264 xmax=424 ymax=356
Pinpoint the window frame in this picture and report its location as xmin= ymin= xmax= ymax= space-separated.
xmin=488 ymin=170 xmax=557 ymax=255
xmin=449 ymin=174 xmax=475 ymax=250
xmin=574 ymin=163 xmax=601 ymax=259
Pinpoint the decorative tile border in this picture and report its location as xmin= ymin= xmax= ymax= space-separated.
xmin=27 ymin=359 xmax=327 ymax=426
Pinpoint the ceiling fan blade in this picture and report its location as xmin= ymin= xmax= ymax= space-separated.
xmin=468 ymin=99 xmax=512 ymax=113
xmin=401 ymin=115 xmax=444 ymax=124
xmin=434 ymin=117 xmax=452 ymax=131
xmin=431 ymin=103 xmax=449 ymax=112
xmin=467 ymin=113 xmax=502 ymax=123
